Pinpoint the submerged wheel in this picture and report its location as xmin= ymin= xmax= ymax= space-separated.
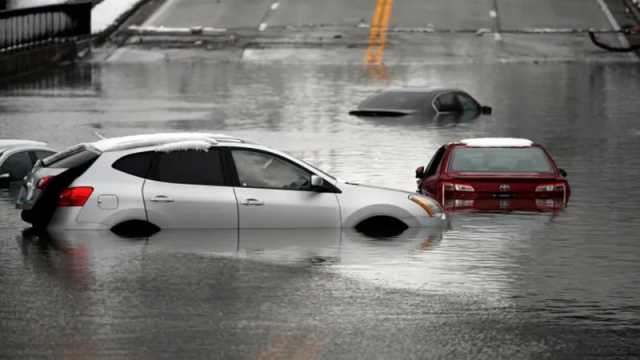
xmin=355 ymin=216 xmax=408 ymax=238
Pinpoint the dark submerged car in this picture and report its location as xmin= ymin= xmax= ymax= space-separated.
xmin=349 ymin=88 xmax=492 ymax=121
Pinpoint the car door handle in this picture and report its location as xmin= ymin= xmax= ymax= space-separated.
xmin=241 ymin=198 xmax=264 ymax=206
xmin=150 ymin=195 xmax=174 ymax=203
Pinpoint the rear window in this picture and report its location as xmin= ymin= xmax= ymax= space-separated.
xmin=112 ymin=152 xmax=155 ymax=178
xmin=46 ymin=149 xmax=99 ymax=169
xmin=448 ymin=147 xmax=553 ymax=173
xmin=149 ymin=149 xmax=225 ymax=186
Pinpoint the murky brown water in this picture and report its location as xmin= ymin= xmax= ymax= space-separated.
xmin=1 ymin=60 xmax=640 ymax=358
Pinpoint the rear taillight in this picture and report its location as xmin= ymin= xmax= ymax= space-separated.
xmin=443 ymin=182 xmax=475 ymax=192
xmin=535 ymin=183 xmax=565 ymax=192
xmin=58 ymin=187 xmax=93 ymax=207
xmin=37 ymin=176 xmax=55 ymax=190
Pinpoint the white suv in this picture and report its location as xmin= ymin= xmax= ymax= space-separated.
xmin=17 ymin=133 xmax=445 ymax=235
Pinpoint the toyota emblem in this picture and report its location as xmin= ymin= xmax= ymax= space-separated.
xmin=499 ymin=184 xmax=511 ymax=192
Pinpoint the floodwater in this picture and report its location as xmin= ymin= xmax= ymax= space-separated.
xmin=1 ymin=60 xmax=640 ymax=358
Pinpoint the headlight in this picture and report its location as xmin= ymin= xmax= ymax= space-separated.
xmin=409 ymin=194 xmax=444 ymax=218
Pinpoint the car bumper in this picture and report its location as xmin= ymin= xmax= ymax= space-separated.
xmin=443 ymin=197 xmax=566 ymax=212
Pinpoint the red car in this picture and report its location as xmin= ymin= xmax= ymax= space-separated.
xmin=416 ymin=138 xmax=570 ymax=212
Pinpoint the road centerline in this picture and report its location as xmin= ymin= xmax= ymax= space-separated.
xmin=365 ymin=0 xmax=394 ymax=65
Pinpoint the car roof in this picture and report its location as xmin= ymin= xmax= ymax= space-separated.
xmin=90 ymin=133 xmax=247 ymax=153
xmin=0 ymin=139 xmax=48 ymax=152
xmin=379 ymin=88 xmax=468 ymax=95
xmin=455 ymin=138 xmax=535 ymax=147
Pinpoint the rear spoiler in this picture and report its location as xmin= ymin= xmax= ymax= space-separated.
xmin=41 ymin=143 xmax=101 ymax=167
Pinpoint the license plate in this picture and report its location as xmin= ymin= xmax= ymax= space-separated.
xmin=492 ymin=193 xmax=513 ymax=198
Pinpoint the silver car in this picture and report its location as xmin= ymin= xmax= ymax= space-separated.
xmin=17 ymin=133 xmax=446 ymax=234
xmin=0 ymin=140 xmax=55 ymax=187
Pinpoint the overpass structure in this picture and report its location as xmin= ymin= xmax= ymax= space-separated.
xmin=104 ymin=0 xmax=639 ymax=64
xmin=0 ymin=1 xmax=92 ymax=80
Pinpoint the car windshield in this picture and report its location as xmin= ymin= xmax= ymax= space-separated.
xmin=448 ymin=147 xmax=554 ymax=173
xmin=298 ymin=158 xmax=336 ymax=181
xmin=360 ymin=91 xmax=427 ymax=110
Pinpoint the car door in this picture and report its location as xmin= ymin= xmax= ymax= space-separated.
xmin=0 ymin=150 xmax=33 ymax=182
xmin=143 ymin=148 xmax=238 ymax=229
xmin=229 ymin=148 xmax=340 ymax=229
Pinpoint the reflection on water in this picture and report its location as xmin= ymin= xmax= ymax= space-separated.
xmin=1 ymin=59 xmax=640 ymax=356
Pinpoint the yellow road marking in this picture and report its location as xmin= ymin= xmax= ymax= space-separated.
xmin=365 ymin=0 xmax=394 ymax=65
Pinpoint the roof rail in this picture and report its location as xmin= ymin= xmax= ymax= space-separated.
xmin=92 ymin=133 xmax=246 ymax=152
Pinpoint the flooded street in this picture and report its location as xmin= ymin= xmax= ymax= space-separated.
xmin=2 ymin=58 xmax=640 ymax=357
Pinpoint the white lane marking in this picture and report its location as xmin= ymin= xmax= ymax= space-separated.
xmin=259 ymin=22 xmax=268 ymax=31
xmin=144 ymin=0 xmax=176 ymax=26
xmin=489 ymin=10 xmax=497 ymax=18
xmin=271 ymin=2 xmax=280 ymax=10
xmin=596 ymin=0 xmax=631 ymax=47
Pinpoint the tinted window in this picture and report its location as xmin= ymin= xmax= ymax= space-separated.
xmin=1 ymin=151 xmax=32 ymax=180
xmin=33 ymin=150 xmax=55 ymax=161
xmin=448 ymin=147 xmax=553 ymax=173
xmin=434 ymin=92 xmax=463 ymax=112
xmin=231 ymin=149 xmax=311 ymax=190
xmin=113 ymin=152 xmax=155 ymax=178
xmin=48 ymin=150 xmax=99 ymax=169
xmin=151 ymin=149 xmax=224 ymax=186
xmin=425 ymin=146 xmax=446 ymax=178
xmin=456 ymin=93 xmax=479 ymax=112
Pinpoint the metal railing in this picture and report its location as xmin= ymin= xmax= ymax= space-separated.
xmin=0 ymin=1 xmax=92 ymax=52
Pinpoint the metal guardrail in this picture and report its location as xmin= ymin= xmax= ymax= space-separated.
xmin=0 ymin=1 xmax=92 ymax=52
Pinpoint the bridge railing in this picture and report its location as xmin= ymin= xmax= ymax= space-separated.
xmin=0 ymin=1 xmax=92 ymax=52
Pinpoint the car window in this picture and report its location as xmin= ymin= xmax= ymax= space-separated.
xmin=231 ymin=149 xmax=312 ymax=191
xmin=112 ymin=152 xmax=155 ymax=178
xmin=434 ymin=92 xmax=463 ymax=112
xmin=150 ymin=149 xmax=224 ymax=186
xmin=0 ymin=151 xmax=32 ymax=180
xmin=448 ymin=147 xmax=554 ymax=173
xmin=425 ymin=146 xmax=446 ymax=178
xmin=33 ymin=150 xmax=55 ymax=161
xmin=455 ymin=93 xmax=479 ymax=111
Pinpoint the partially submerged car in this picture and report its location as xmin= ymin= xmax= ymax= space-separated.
xmin=349 ymin=88 xmax=492 ymax=121
xmin=17 ymin=133 xmax=446 ymax=235
xmin=0 ymin=140 xmax=55 ymax=187
xmin=415 ymin=138 xmax=570 ymax=212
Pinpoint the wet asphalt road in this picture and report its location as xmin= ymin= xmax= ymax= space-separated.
xmin=2 ymin=0 xmax=640 ymax=358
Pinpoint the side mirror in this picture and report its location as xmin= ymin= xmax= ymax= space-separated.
xmin=559 ymin=168 xmax=567 ymax=177
xmin=481 ymin=106 xmax=492 ymax=115
xmin=415 ymin=166 xmax=425 ymax=179
xmin=311 ymin=175 xmax=324 ymax=190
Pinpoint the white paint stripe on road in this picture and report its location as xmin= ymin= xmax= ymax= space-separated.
xmin=271 ymin=2 xmax=280 ymax=10
xmin=143 ymin=0 xmax=176 ymax=26
xmin=259 ymin=22 xmax=268 ymax=31
xmin=489 ymin=10 xmax=497 ymax=18
xmin=596 ymin=0 xmax=631 ymax=47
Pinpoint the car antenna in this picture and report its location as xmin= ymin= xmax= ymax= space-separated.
xmin=93 ymin=131 xmax=107 ymax=140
